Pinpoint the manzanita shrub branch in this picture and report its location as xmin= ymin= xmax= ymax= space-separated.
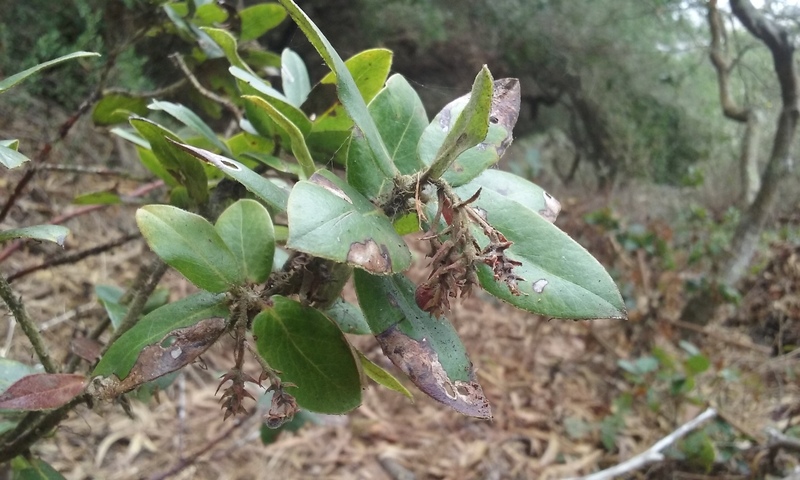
xmin=0 ymin=0 xmax=626 ymax=474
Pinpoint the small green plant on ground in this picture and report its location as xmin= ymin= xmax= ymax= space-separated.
xmin=0 ymin=0 xmax=626 ymax=475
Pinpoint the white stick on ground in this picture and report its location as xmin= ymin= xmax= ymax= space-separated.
xmin=567 ymin=407 xmax=718 ymax=480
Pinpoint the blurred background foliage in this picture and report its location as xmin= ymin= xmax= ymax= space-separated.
xmin=0 ymin=0 xmax=792 ymax=192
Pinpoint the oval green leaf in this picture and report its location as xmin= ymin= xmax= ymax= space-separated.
xmin=287 ymin=169 xmax=411 ymax=274
xmin=252 ymin=296 xmax=361 ymax=414
xmin=240 ymin=3 xmax=287 ymax=41
xmin=281 ymin=48 xmax=311 ymax=107
xmin=215 ymin=199 xmax=275 ymax=284
xmin=136 ymin=205 xmax=244 ymax=292
xmin=457 ymin=186 xmax=626 ymax=319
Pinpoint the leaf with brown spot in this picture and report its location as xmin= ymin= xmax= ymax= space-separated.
xmin=110 ymin=317 xmax=226 ymax=396
xmin=0 ymin=373 xmax=86 ymax=411
xmin=354 ymin=270 xmax=491 ymax=418
xmin=287 ymin=169 xmax=411 ymax=274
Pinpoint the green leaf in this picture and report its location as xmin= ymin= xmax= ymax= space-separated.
xmin=0 ymin=51 xmax=100 ymax=93
xmin=419 ymin=78 xmax=520 ymax=186
xmin=0 ymin=225 xmax=69 ymax=246
xmin=110 ymin=128 xmax=150 ymax=149
xmin=452 ymin=185 xmax=626 ymax=319
xmin=281 ymin=48 xmax=311 ymax=107
xmin=685 ymin=354 xmax=711 ymax=375
xmin=353 ymin=270 xmax=491 ymax=418
xmin=130 ymin=118 xmax=209 ymax=204
xmin=287 ymin=169 xmax=411 ymax=274
xmin=680 ymin=431 xmax=715 ymax=472
xmin=167 ymin=140 xmax=289 ymax=211
xmin=95 ymin=285 xmax=170 ymax=330
xmin=252 ymin=296 xmax=361 ymax=414
xmin=10 ymin=456 xmax=66 ymax=480
xmin=230 ymin=66 xmax=287 ymax=103
xmin=135 ymin=146 xmax=178 ymax=187
xmin=164 ymin=6 xmax=223 ymax=58
xmin=421 ymin=66 xmax=494 ymax=182
xmin=240 ymin=3 xmax=287 ymax=41
xmin=242 ymin=95 xmax=315 ymax=179
xmin=92 ymin=94 xmax=148 ymax=126
xmin=136 ymin=205 xmax=244 ymax=292
xmin=276 ymin=0 xmax=397 ymax=178
xmin=72 ymin=190 xmax=122 ymax=205
xmin=357 ymin=351 xmax=413 ymax=400
xmin=0 ymin=143 xmax=29 ymax=169
xmin=226 ymin=132 xmax=275 ymax=160
xmin=93 ymin=291 xmax=228 ymax=378
xmin=347 ymin=74 xmax=427 ymax=199
xmin=201 ymin=27 xmax=249 ymax=71
xmin=0 ymin=359 xmax=40 ymax=394
xmin=308 ymin=49 xmax=394 ymax=132
xmin=457 ymin=169 xmax=561 ymax=222
xmin=148 ymin=100 xmax=233 ymax=156
xmin=215 ymin=199 xmax=275 ymax=284
xmin=325 ymin=298 xmax=371 ymax=334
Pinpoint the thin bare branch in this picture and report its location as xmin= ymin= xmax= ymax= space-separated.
xmin=568 ymin=407 xmax=718 ymax=480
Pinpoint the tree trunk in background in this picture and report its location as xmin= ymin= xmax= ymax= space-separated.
xmin=739 ymin=111 xmax=763 ymax=206
xmin=683 ymin=0 xmax=798 ymax=325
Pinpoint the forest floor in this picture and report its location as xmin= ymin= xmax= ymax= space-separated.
xmin=1 ymin=97 xmax=799 ymax=480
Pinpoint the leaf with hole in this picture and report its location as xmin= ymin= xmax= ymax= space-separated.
xmin=136 ymin=205 xmax=244 ymax=292
xmin=354 ymin=270 xmax=491 ymax=418
xmin=252 ymin=296 xmax=361 ymax=414
xmin=287 ymin=169 xmax=411 ymax=274
xmin=215 ymin=199 xmax=275 ymax=284
xmin=169 ymin=140 xmax=289 ymax=211
xmin=93 ymin=291 xmax=228 ymax=379
xmin=457 ymin=186 xmax=626 ymax=319
xmin=99 ymin=317 xmax=227 ymax=396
